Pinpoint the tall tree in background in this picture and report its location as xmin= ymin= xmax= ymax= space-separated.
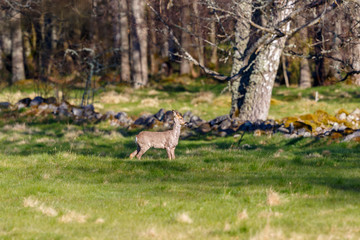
xmin=351 ymin=1 xmax=360 ymax=86
xmin=10 ymin=7 xmax=25 ymax=83
xmin=179 ymin=0 xmax=192 ymax=75
xmin=131 ymin=0 xmax=148 ymax=88
xmin=298 ymin=17 xmax=312 ymax=88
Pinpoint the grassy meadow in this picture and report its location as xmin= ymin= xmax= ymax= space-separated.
xmin=0 ymin=80 xmax=360 ymax=239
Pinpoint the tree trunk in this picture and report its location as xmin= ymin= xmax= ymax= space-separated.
xmin=229 ymin=1 xmax=251 ymax=117
xmin=193 ymin=1 xmax=205 ymax=68
xmin=299 ymin=57 xmax=312 ymax=88
xmin=210 ymin=19 xmax=218 ymax=70
xmin=353 ymin=22 xmax=360 ymax=86
xmin=131 ymin=0 xmax=148 ymax=88
xmin=234 ymin=0 xmax=295 ymax=121
xmin=149 ymin=9 xmax=158 ymax=75
xmin=119 ymin=0 xmax=131 ymax=83
xmin=179 ymin=0 xmax=192 ymax=75
xmin=298 ymin=17 xmax=312 ymax=88
xmin=10 ymin=9 xmax=25 ymax=83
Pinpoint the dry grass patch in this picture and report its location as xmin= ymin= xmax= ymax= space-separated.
xmin=140 ymin=98 xmax=160 ymax=108
xmin=3 ymin=123 xmax=27 ymax=132
xmin=267 ymin=188 xmax=281 ymax=206
xmin=191 ymin=92 xmax=214 ymax=105
xmin=103 ymin=131 xmax=123 ymax=140
xmin=36 ymin=137 xmax=56 ymax=144
xmin=59 ymin=210 xmax=88 ymax=223
xmin=212 ymin=94 xmax=231 ymax=108
xmin=100 ymin=90 xmax=130 ymax=104
xmin=23 ymin=197 xmax=58 ymax=217
xmin=237 ymin=209 xmax=249 ymax=221
xmin=176 ymin=212 xmax=193 ymax=224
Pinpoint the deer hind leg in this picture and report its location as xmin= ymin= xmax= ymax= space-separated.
xmin=130 ymin=145 xmax=140 ymax=159
xmin=136 ymin=145 xmax=150 ymax=159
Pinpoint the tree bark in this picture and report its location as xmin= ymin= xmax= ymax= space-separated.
xmin=10 ymin=9 xmax=25 ymax=83
xmin=119 ymin=0 xmax=131 ymax=83
xmin=131 ymin=0 xmax=148 ymax=88
xmin=352 ymin=3 xmax=360 ymax=86
xmin=298 ymin=17 xmax=312 ymax=88
xmin=193 ymin=1 xmax=205 ymax=68
xmin=179 ymin=0 xmax=192 ymax=75
xmin=234 ymin=0 xmax=295 ymax=121
xmin=229 ymin=1 xmax=251 ymax=117
xmin=299 ymin=57 xmax=312 ymax=88
xmin=210 ymin=19 xmax=218 ymax=70
xmin=148 ymin=8 xmax=158 ymax=75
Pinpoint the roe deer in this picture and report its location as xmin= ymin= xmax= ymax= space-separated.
xmin=130 ymin=111 xmax=187 ymax=160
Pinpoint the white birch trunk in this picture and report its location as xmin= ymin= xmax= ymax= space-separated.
xmin=236 ymin=0 xmax=295 ymax=121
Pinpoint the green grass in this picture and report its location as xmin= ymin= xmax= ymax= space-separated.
xmin=0 ymin=80 xmax=360 ymax=239
xmin=0 ymin=121 xmax=359 ymax=239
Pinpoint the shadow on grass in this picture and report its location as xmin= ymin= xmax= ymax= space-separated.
xmin=1 ymin=125 xmax=360 ymax=193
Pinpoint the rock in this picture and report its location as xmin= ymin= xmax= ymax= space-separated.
xmin=48 ymin=104 xmax=58 ymax=114
xmin=338 ymin=124 xmax=347 ymax=131
xmin=331 ymin=122 xmax=339 ymax=131
xmin=284 ymin=133 xmax=298 ymax=138
xmin=0 ymin=102 xmax=11 ymax=109
xmin=154 ymin=108 xmax=165 ymax=121
xmin=163 ymin=110 xmax=174 ymax=123
xmin=134 ymin=114 xmax=151 ymax=126
xmin=38 ymin=103 xmax=49 ymax=111
xmin=289 ymin=122 xmax=295 ymax=134
xmin=72 ymin=107 xmax=84 ymax=117
xmin=145 ymin=116 xmax=157 ymax=128
xmin=338 ymin=112 xmax=347 ymax=121
xmin=83 ymin=104 xmax=95 ymax=118
xmin=303 ymin=132 xmax=311 ymax=137
xmin=219 ymin=119 xmax=232 ymax=130
xmin=59 ymin=101 xmax=70 ymax=111
xmin=197 ymin=123 xmax=211 ymax=133
xmin=30 ymin=96 xmax=44 ymax=107
xmin=209 ymin=115 xmax=229 ymax=126
xmin=115 ymin=112 xmax=128 ymax=121
xmin=95 ymin=113 xmax=104 ymax=120
xmin=183 ymin=111 xmax=192 ymax=122
xmin=238 ymin=121 xmax=252 ymax=131
xmin=105 ymin=111 xmax=116 ymax=120
xmin=16 ymin=98 xmax=31 ymax=109
xmin=189 ymin=115 xmax=204 ymax=127
xmin=231 ymin=118 xmax=243 ymax=129
xmin=84 ymin=104 xmax=94 ymax=112
xmin=342 ymin=130 xmax=360 ymax=142
xmin=44 ymin=97 xmax=57 ymax=104
xmin=277 ymin=127 xmax=289 ymax=134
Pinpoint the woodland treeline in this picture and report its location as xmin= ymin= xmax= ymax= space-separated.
xmin=0 ymin=0 xmax=359 ymax=119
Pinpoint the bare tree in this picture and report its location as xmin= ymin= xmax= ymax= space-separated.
xmin=118 ymin=0 xmax=131 ymax=83
xmin=10 ymin=6 xmax=25 ymax=83
xmin=131 ymin=0 xmax=148 ymax=88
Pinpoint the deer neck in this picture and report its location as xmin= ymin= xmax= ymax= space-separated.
xmin=172 ymin=121 xmax=181 ymax=139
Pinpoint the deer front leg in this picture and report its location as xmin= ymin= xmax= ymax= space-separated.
xmin=170 ymin=148 xmax=176 ymax=160
xmin=166 ymin=148 xmax=172 ymax=160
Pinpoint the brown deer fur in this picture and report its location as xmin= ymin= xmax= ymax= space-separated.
xmin=129 ymin=111 xmax=186 ymax=160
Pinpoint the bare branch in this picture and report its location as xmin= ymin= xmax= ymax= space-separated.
xmin=147 ymin=2 xmax=229 ymax=81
